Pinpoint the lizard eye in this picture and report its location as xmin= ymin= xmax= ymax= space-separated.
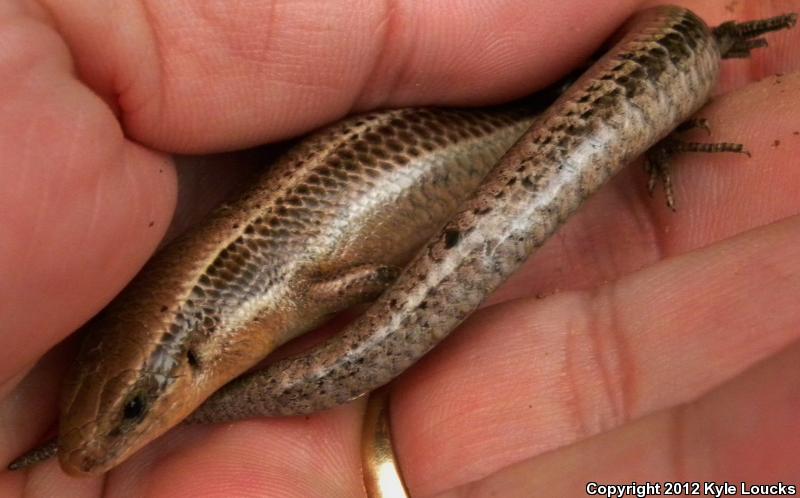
xmin=122 ymin=393 xmax=147 ymax=422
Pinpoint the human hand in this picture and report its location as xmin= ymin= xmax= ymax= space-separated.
xmin=2 ymin=0 xmax=799 ymax=496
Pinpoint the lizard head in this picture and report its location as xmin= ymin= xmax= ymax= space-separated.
xmin=57 ymin=237 xmax=283 ymax=476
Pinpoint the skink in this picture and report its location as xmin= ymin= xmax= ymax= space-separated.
xmin=51 ymin=100 xmax=552 ymax=475
xmin=9 ymin=5 xmax=796 ymax=476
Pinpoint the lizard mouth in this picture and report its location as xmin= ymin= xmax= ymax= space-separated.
xmin=58 ymin=410 xmax=153 ymax=476
xmin=59 ymin=439 xmax=125 ymax=476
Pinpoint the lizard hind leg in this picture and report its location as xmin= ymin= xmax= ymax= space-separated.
xmin=308 ymin=263 xmax=402 ymax=312
xmin=656 ymin=13 xmax=797 ymax=211
xmin=645 ymin=120 xmax=750 ymax=211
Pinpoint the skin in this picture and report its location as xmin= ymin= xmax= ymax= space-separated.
xmin=0 ymin=0 xmax=799 ymax=495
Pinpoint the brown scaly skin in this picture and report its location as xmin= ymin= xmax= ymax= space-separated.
xmin=188 ymin=7 xmax=797 ymax=420
xmin=51 ymin=104 xmax=544 ymax=475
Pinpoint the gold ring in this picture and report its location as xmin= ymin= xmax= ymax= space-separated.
xmin=362 ymin=390 xmax=410 ymax=498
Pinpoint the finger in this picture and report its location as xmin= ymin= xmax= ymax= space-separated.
xmin=392 ymin=214 xmax=800 ymax=495
xmin=487 ymin=67 xmax=800 ymax=306
xmin=0 ymin=4 xmax=176 ymax=386
xmin=438 ymin=340 xmax=800 ymax=497
xmin=40 ymin=0 xmax=642 ymax=153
